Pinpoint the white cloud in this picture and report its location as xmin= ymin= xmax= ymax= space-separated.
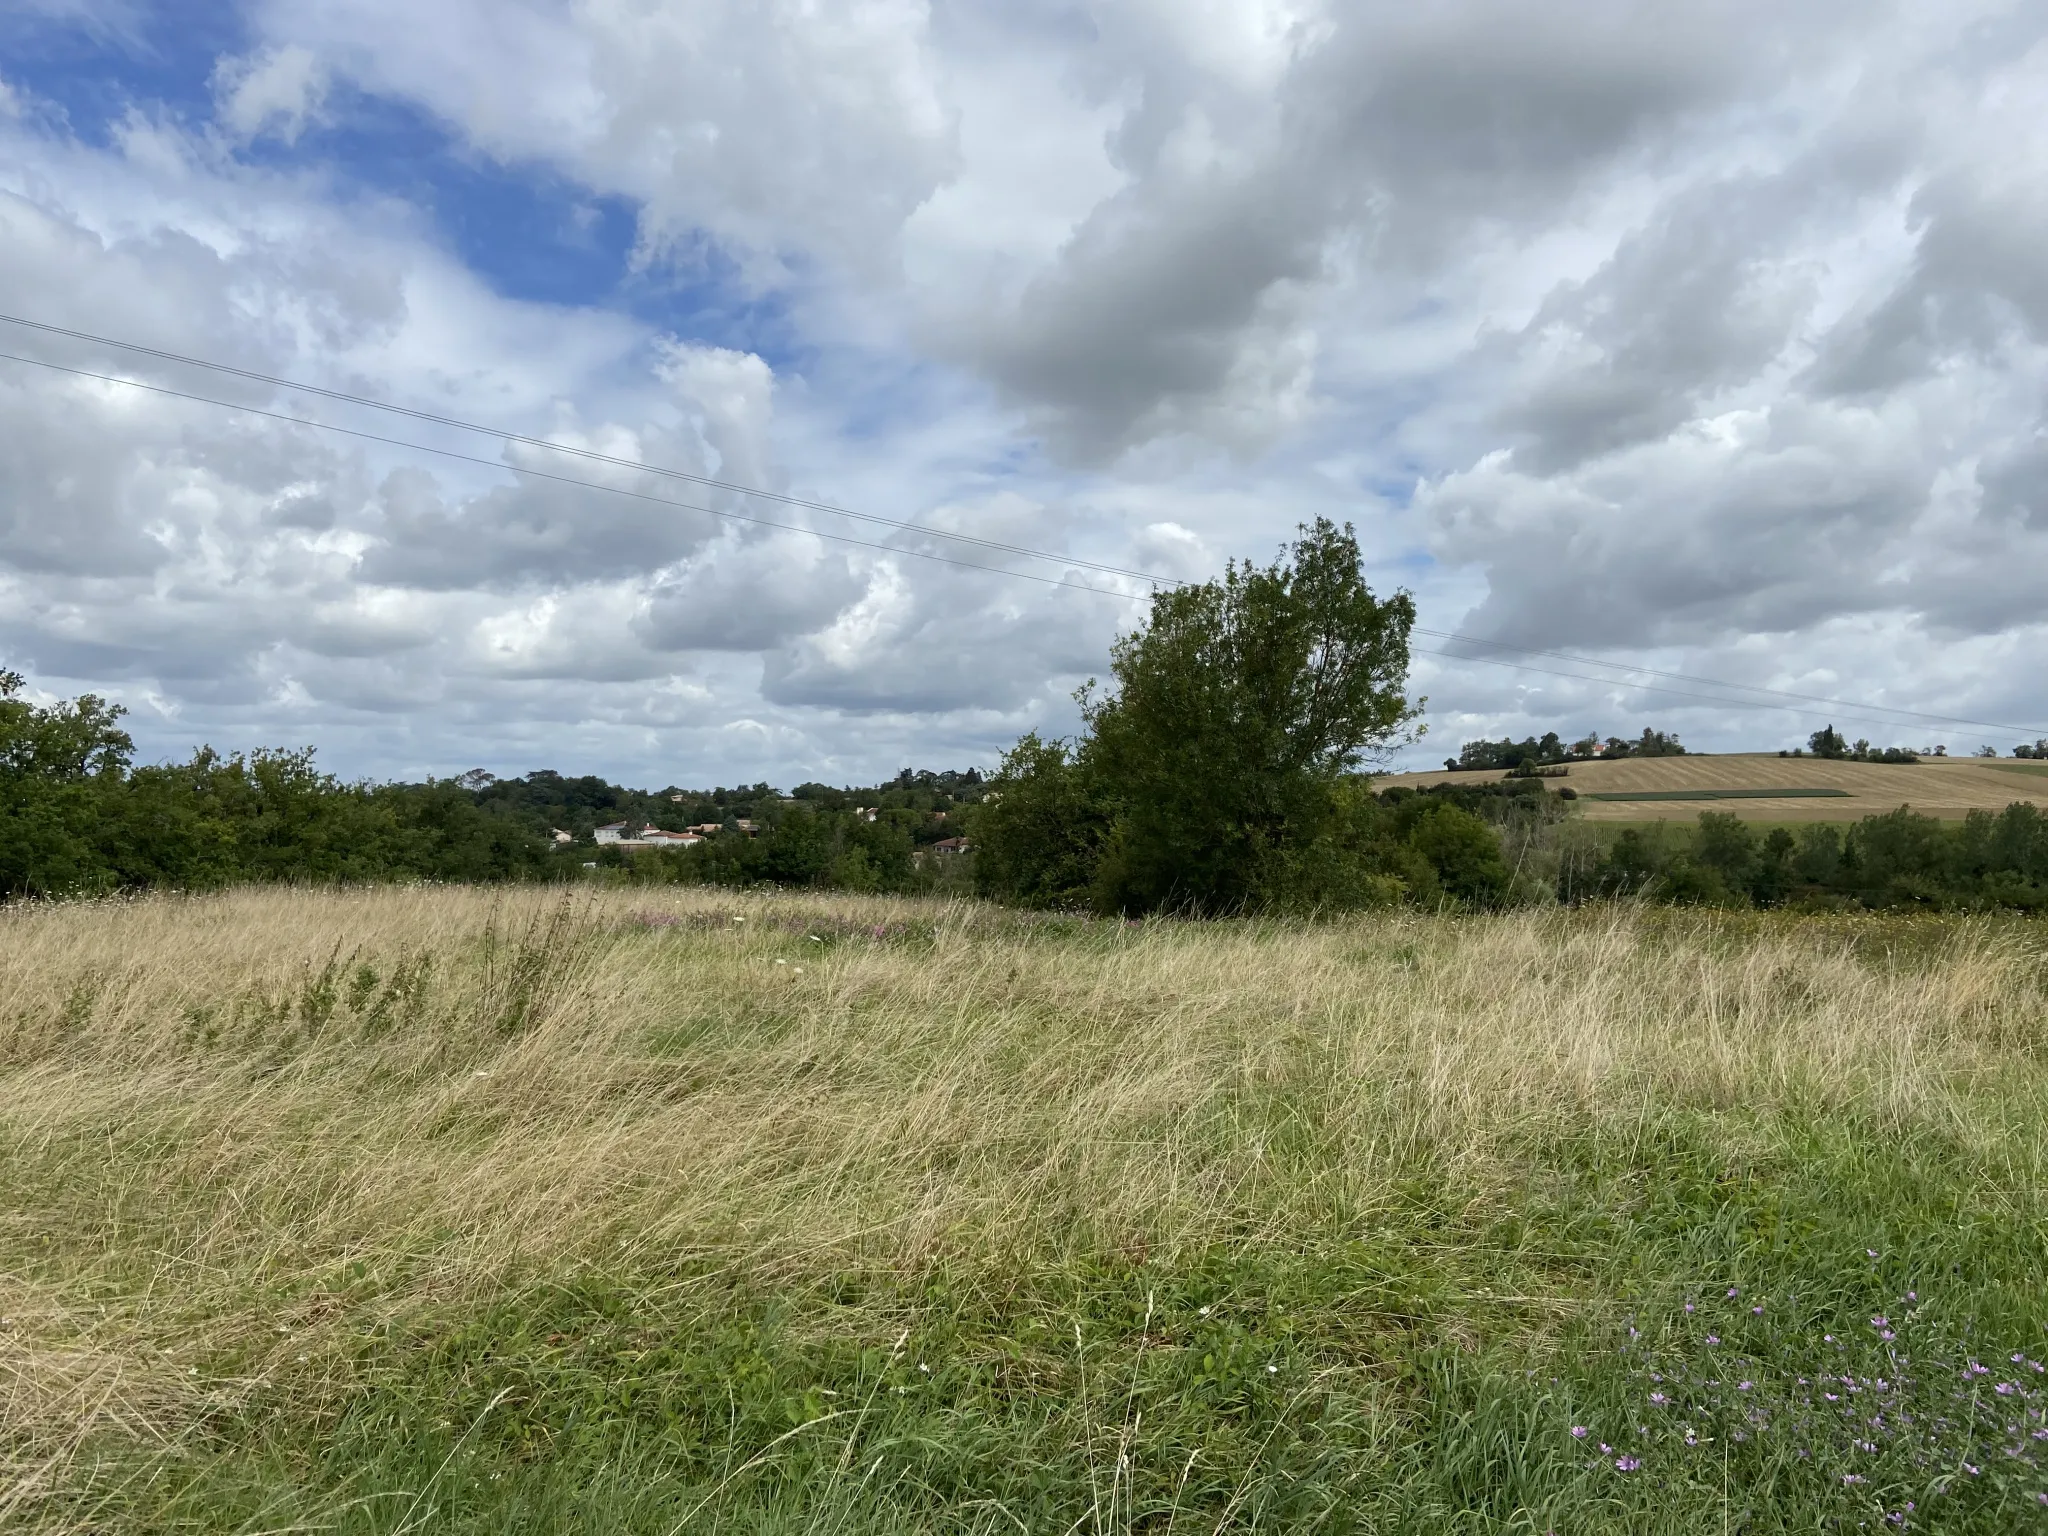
xmin=213 ymin=45 xmax=330 ymax=145
xmin=6 ymin=0 xmax=2048 ymax=786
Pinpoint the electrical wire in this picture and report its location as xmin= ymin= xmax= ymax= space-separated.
xmin=0 ymin=350 xmax=1147 ymax=599
xmin=10 ymin=311 xmax=2042 ymax=736
xmin=5 ymin=325 xmax=2045 ymax=739
xmin=0 ymin=311 xmax=1171 ymax=587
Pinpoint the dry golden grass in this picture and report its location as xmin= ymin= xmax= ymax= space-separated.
xmin=2 ymin=885 xmax=2045 ymax=1523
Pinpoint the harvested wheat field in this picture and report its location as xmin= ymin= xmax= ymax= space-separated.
xmin=3 ymin=885 xmax=2046 ymax=1532
xmin=1380 ymin=753 xmax=2048 ymax=822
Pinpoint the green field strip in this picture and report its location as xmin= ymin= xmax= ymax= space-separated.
xmin=1581 ymin=787 xmax=1854 ymax=802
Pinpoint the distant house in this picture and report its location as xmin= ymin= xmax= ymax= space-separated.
xmin=852 ymin=807 xmax=878 ymax=822
xmin=687 ymin=820 xmax=759 ymax=837
xmin=930 ymin=836 xmax=971 ymax=855
xmin=550 ymin=828 xmax=574 ymax=844
xmin=596 ymin=822 xmax=702 ymax=849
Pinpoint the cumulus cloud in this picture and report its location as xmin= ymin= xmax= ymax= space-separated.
xmin=7 ymin=0 xmax=2048 ymax=784
xmin=213 ymin=45 xmax=329 ymax=145
xmin=243 ymin=0 xmax=958 ymax=276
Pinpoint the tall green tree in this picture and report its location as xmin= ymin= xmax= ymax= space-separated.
xmin=979 ymin=520 xmax=1420 ymax=914
xmin=1085 ymin=518 xmax=1418 ymax=912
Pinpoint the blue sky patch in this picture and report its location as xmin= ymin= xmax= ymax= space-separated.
xmin=2 ymin=1 xmax=247 ymax=143
xmin=3 ymin=1 xmax=799 ymax=361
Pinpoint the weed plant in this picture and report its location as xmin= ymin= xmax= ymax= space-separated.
xmin=2 ymin=887 xmax=2045 ymax=1531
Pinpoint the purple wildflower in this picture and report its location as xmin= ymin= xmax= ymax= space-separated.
xmin=1571 ymin=1426 xmax=1588 ymax=1439
xmin=1615 ymin=1456 xmax=1640 ymax=1472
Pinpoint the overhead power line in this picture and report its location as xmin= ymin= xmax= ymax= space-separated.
xmin=5 ymin=320 xmax=2044 ymax=740
xmin=0 ymin=350 xmax=1142 ymax=598
xmin=0 ymin=311 xmax=1169 ymax=587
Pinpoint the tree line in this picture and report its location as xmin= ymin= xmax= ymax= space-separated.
xmin=11 ymin=513 xmax=2048 ymax=916
xmin=1445 ymin=726 xmax=1687 ymax=772
xmin=0 ymin=667 xmax=977 ymax=901
xmin=1577 ymin=805 xmax=2048 ymax=912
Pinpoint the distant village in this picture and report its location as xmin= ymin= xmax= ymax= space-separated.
xmin=577 ymin=813 xmax=968 ymax=857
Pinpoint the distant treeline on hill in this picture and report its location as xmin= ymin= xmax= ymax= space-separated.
xmin=0 ymin=668 xmax=983 ymax=901
xmin=8 ymin=667 xmax=2048 ymax=913
xmin=1446 ymin=726 xmax=1687 ymax=772
xmin=1454 ymin=724 xmax=2048 ymax=774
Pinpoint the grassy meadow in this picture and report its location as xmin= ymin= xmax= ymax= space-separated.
xmin=3 ymin=887 xmax=2046 ymax=1532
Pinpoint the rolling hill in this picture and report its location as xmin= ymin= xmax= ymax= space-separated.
xmin=1375 ymin=752 xmax=2048 ymax=821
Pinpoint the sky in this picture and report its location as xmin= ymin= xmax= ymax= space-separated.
xmin=2 ymin=0 xmax=2046 ymax=789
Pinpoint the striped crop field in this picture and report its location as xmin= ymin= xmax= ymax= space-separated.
xmin=1377 ymin=753 xmax=2048 ymax=822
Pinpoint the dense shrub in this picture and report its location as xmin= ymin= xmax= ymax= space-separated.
xmin=1581 ymin=803 xmax=2048 ymax=911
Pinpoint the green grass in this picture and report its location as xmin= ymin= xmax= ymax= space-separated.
xmin=3 ymin=888 xmax=2046 ymax=1532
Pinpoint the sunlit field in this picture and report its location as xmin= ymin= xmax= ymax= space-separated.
xmin=3 ymin=887 xmax=2045 ymax=1532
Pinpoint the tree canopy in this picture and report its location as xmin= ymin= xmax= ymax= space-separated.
xmin=977 ymin=519 xmax=1436 ymax=914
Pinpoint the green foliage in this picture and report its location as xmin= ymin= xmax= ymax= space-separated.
xmin=0 ymin=667 xmax=136 ymax=898
xmin=1582 ymin=803 xmax=2048 ymax=911
xmin=1390 ymin=798 xmax=1515 ymax=908
xmin=0 ymin=664 xmax=1000 ymax=902
xmin=970 ymin=733 xmax=1110 ymax=909
xmin=1083 ymin=518 xmax=1418 ymax=913
xmin=1805 ymin=724 xmax=1919 ymax=763
xmin=1447 ymin=725 xmax=1684 ymax=772
xmin=979 ymin=520 xmax=1433 ymax=915
xmin=1 ymin=671 xmax=555 ymax=899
